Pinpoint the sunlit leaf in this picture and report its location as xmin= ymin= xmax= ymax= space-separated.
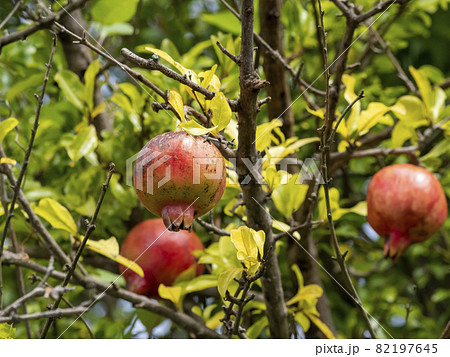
xmin=217 ymin=267 xmax=243 ymax=297
xmin=230 ymin=226 xmax=265 ymax=270
xmin=0 ymin=323 xmax=15 ymax=339
xmin=304 ymin=312 xmax=335 ymax=339
xmin=179 ymin=120 xmax=217 ymax=136
xmin=0 ymin=118 xmax=18 ymax=144
xmin=158 ymin=284 xmax=183 ymax=306
xmin=272 ymin=173 xmax=308 ymax=218
xmin=91 ymin=0 xmax=140 ymax=25
xmin=168 ymin=90 xmax=186 ymax=121
xmin=84 ymin=59 xmax=100 ymax=112
xmin=54 ymin=70 xmax=84 ymax=111
xmin=67 ymin=125 xmax=98 ymax=163
xmin=286 ymin=284 xmax=323 ymax=305
xmin=211 ymin=92 xmax=232 ymax=132
xmin=0 ymin=158 xmax=16 ymax=165
xmin=35 ymin=198 xmax=77 ymax=235
xmin=83 ymin=236 xmax=144 ymax=277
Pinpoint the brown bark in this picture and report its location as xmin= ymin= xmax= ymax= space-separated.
xmin=259 ymin=0 xmax=294 ymax=137
xmin=59 ymin=10 xmax=113 ymax=135
xmin=259 ymin=0 xmax=335 ymax=338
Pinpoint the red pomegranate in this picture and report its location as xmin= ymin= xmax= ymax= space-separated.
xmin=367 ymin=163 xmax=447 ymax=260
xmin=134 ymin=131 xmax=226 ymax=231
xmin=119 ymin=219 xmax=204 ymax=298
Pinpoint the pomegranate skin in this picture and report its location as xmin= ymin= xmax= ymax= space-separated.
xmin=134 ymin=131 xmax=226 ymax=231
xmin=119 ymin=219 xmax=204 ymax=298
xmin=367 ymin=164 xmax=447 ymax=260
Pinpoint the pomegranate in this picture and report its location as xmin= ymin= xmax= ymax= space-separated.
xmin=367 ymin=163 xmax=447 ymax=260
xmin=134 ymin=131 xmax=226 ymax=231
xmin=119 ymin=218 xmax=204 ymax=298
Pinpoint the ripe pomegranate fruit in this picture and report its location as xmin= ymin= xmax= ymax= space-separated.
xmin=134 ymin=131 xmax=226 ymax=231
xmin=119 ymin=219 xmax=204 ymax=298
xmin=367 ymin=163 xmax=447 ymax=260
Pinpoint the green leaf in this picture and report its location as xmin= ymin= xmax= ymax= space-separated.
xmin=0 ymin=323 xmax=15 ymax=339
xmin=67 ymin=125 xmax=98 ymax=163
xmin=210 ymin=92 xmax=232 ymax=132
xmin=98 ymin=23 xmax=134 ymax=38
xmin=272 ymin=173 xmax=309 ymax=218
xmin=246 ymin=316 xmax=269 ymax=338
xmin=217 ymin=267 xmax=243 ymax=297
xmin=54 ymin=70 xmax=84 ymax=111
xmin=410 ymin=66 xmax=434 ymax=115
xmin=201 ymin=12 xmax=242 ymax=35
xmin=5 ymin=73 xmax=44 ymax=102
xmin=357 ymin=102 xmax=390 ymax=136
xmin=179 ymin=121 xmax=217 ymax=136
xmin=83 ymin=236 xmax=144 ymax=277
xmin=183 ymin=275 xmax=218 ymax=294
xmin=342 ymin=74 xmax=361 ymax=136
xmin=168 ymin=90 xmax=185 ymax=121
xmin=390 ymin=95 xmax=425 ymax=122
xmin=34 ymin=198 xmax=77 ymax=235
xmin=272 ymin=219 xmax=301 ymax=240
xmin=0 ymin=118 xmax=18 ymax=144
xmin=158 ymin=284 xmax=183 ymax=306
xmin=91 ymin=0 xmax=140 ymax=25
xmin=84 ymin=60 xmax=100 ymax=113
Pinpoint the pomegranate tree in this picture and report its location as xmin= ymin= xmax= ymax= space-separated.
xmin=119 ymin=218 xmax=204 ymax=298
xmin=367 ymin=163 xmax=447 ymax=260
xmin=134 ymin=131 xmax=226 ymax=231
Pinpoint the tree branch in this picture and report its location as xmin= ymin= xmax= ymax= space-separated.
xmin=0 ymin=0 xmax=88 ymax=51
xmin=40 ymin=163 xmax=115 ymax=338
xmin=236 ymin=0 xmax=289 ymax=338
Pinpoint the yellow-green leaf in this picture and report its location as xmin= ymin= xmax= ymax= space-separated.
xmin=210 ymin=92 xmax=232 ymax=132
xmin=54 ymin=70 xmax=84 ymax=111
xmin=0 ymin=323 xmax=15 ymax=339
xmin=0 ymin=118 xmax=18 ymax=144
xmin=35 ymin=198 xmax=77 ymax=235
xmin=143 ymin=47 xmax=188 ymax=75
xmin=272 ymin=173 xmax=308 ymax=218
xmin=84 ymin=236 xmax=144 ymax=277
xmin=255 ymin=119 xmax=284 ymax=151
xmin=357 ymin=102 xmax=390 ymax=136
xmin=295 ymin=312 xmax=311 ymax=332
xmin=179 ymin=120 xmax=217 ymax=136
xmin=410 ymin=66 xmax=433 ymax=115
xmin=342 ymin=74 xmax=361 ymax=135
xmin=272 ymin=219 xmax=300 ymax=240
xmin=67 ymin=125 xmax=98 ymax=163
xmin=217 ymin=267 xmax=243 ymax=297
xmin=291 ymin=264 xmax=304 ymax=289
xmin=286 ymin=284 xmax=323 ymax=305
xmin=84 ymin=59 xmax=100 ymax=112
xmin=390 ymin=95 xmax=425 ymax=122
xmin=230 ymin=226 xmax=265 ymax=269
xmin=168 ymin=90 xmax=186 ymax=122
xmin=158 ymin=284 xmax=183 ymax=306
xmin=304 ymin=312 xmax=335 ymax=339
xmin=0 ymin=158 xmax=16 ymax=165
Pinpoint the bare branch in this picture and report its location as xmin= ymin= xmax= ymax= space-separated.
xmin=40 ymin=163 xmax=115 ymax=338
xmin=357 ymin=0 xmax=411 ymax=23
xmin=0 ymin=0 xmax=23 ymax=30
xmin=0 ymin=0 xmax=88 ymax=51
xmin=216 ymin=41 xmax=240 ymax=64
xmin=121 ymin=48 xmax=239 ymax=111
xmin=195 ymin=219 xmax=230 ymax=236
xmin=317 ymin=0 xmax=376 ymax=338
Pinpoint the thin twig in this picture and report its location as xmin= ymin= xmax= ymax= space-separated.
xmin=0 ymin=0 xmax=87 ymax=50
xmin=216 ymin=41 xmax=240 ymax=64
xmin=0 ymin=0 xmax=23 ymax=30
xmin=0 ymin=305 xmax=90 ymax=324
xmin=40 ymin=163 xmax=115 ymax=338
xmin=195 ymin=219 xmax=230 ymax=236
xmin=440 ymin=320 xmax=450 ymax=339
xmin=317 ymin=1 xmax=377 ymax=338
xmin=0 ymin=36 xmax=57 ymax=313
